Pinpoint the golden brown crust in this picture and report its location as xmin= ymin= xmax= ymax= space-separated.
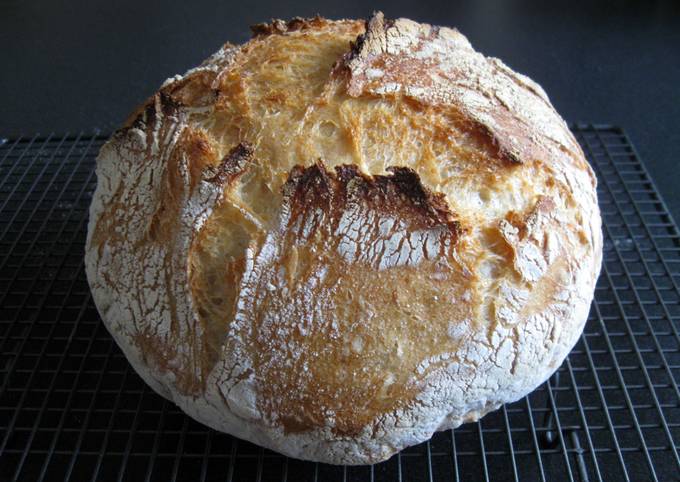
xmin=86 ymin=12 xmax=602 ymax=465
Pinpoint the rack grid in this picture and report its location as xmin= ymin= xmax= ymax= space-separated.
xmin=0 ymin=126 xmax=678 ymax=481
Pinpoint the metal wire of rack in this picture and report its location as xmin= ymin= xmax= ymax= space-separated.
xmin=0 ymin=126 xmax=678 ymax=481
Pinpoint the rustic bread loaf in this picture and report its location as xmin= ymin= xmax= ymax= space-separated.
xmin=85 ymin=12 xmax=602 ymax=465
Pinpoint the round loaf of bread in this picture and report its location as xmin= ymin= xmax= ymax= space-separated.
xmin=85 ymin=13 xmax=602 ymax=464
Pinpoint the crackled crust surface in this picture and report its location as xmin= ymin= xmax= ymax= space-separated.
xmin=85 ymin=13 xmax=602 ymax=464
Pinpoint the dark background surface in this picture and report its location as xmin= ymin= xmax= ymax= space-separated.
xmin=2 ymin=0 xmax=679 ymax=219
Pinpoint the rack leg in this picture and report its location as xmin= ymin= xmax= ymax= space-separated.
xmin=540 ymin=370 xmax=590 ymax=482
xmin=540 ymin=371 xmax=561 ymax=449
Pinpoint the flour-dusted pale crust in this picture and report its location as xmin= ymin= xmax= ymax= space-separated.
xmin=85 ymin=13 xmax=602 ymax=464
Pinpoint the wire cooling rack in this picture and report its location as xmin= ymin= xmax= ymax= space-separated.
xmin=0 ymin=126 xmax=678 ymax=482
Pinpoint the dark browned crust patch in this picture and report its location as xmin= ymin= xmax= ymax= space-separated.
xmin=346 ymin=11 xmax=393 ymax=61
xmin=121 ymin=91 xmax=182 ymax=133
xmin=250 ymin=16 xmax=329 ymax=37
xmin=282 ymin=162 xmax=464 ymax=261
xmin=206 ymin=142 xmax=254 ymax=185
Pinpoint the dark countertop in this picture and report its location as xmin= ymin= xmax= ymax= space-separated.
xmin=2 ymin=0 xmax=679 ymax=221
